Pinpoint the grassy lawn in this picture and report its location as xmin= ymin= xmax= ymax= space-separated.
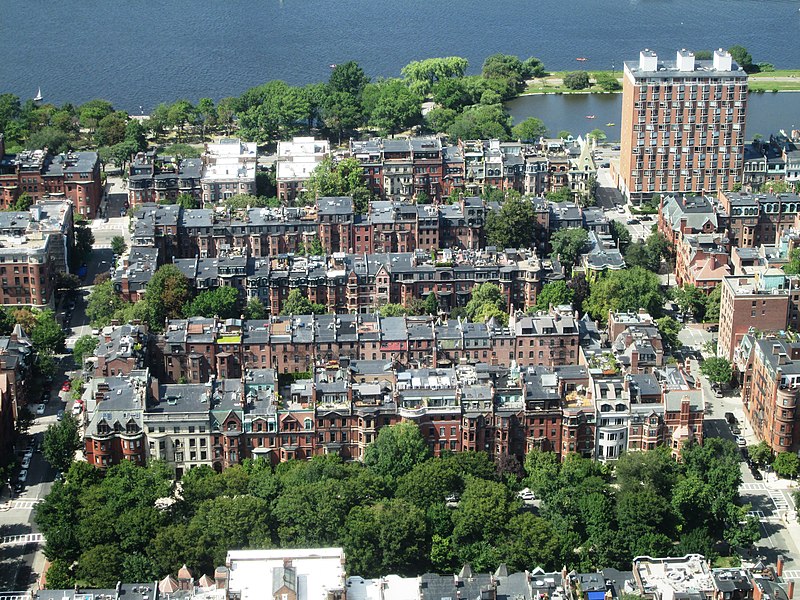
xmin=524 ymin=70 xmax=623 ymax=95
xmin=525 ymin=69 xmax=800 ymax=94
xmin=750 ymin=69 xmax=800 ymax=78
xmin=712 ymin=555 xmax=741 ymax=568
xmin=748 ymin=80 xmax=800 ymax=92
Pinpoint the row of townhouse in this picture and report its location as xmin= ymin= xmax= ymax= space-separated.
xmin=82 ymin=345 xmax=702 ymax=475
xmin=0 ymin=327 xmax=35 ymax=467
xmin=0 ymin=200 xmax=74 ymax=307
xmin=162 ymin=248 xmax=561 ymax=315
xmin=43 ymin=551 xmax=792 ymax=600
xmin=151 ymin=308 xmax=581 ymax=382
xmin=129 ymin=196 xmax=615 ymax=262
xmin=657 ymin=190 xmax=800 ymax=296
xmin=659 ymin=190 xmax=800 ymax=249
xmin=0 ymin=134 xmax=102 ymax=216
xmin=348 ymin=136 xmax=598 ymax=203
xmin=129 ymin=196 xmax=488 ymax=260
xmin=128 ymin=139 xmax=258 ymax=207
xmin=735 ymin=332 xmax=800 ymax=454
xmin=128 ymin=134 xmax=598 ymax=210
xmin=742 ymin=132 xmax=800 ymax=191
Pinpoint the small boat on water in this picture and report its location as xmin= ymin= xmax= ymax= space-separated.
xmin=33 ymin=87 xmax=42 ymax=102
xmin=585 ymin=115 xmax=596 ymax=119
xmin=606 ymin=122 xmax=615 ymax=127
xmin=576 ymin=57 xmax=588 ymax=62
xmin=329 ymin=64 xmax=337 ymax=69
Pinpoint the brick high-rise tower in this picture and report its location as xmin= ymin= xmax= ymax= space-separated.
xmin=618 ymin=49 xmax=748 ymax=204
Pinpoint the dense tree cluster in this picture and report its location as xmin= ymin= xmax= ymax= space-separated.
xmin=0 ymin=51 xmax=546 ymax=161
xmin=36 ymin=425 xmax=757 ymax=589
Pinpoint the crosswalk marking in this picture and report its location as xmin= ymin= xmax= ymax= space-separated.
xmin=0 ymin=533 xmax=44 ymax=546
xmin=747 ymin=510 xmax=766 ymax=519
xmin=741 ymin=483 xmax=768 ymax=491
xmin=783 ymin=570 xmax=800 ymax=580
xmin=769 ymin=490 xmax=789 ymax=510
xmin=0 ymin=591 xmax=33 ymax=600
xmin=11 ymin=499 xmax=42 ymax=510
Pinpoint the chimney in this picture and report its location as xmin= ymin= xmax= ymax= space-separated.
xmin=788 ymin=581 xmax=795 ymax=599
xmin=778 ymin=555 xmax=785 ymax=577
xmin=214 ymin=566 xmax=229 ymax=590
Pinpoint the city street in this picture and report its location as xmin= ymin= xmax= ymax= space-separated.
xmin=0 ymin=365 xmax=73 ymax=590
xmin=679 ymin=325 xmax=800 ymax=573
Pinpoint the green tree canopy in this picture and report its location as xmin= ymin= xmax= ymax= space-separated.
xmin=243 ymin=297 xmax=269 ymax=320
xmin=183 ymin=286 xmax=241 ymax=320
xmin=584 ymin=267 xmax=665 ymax=320
xmin=610 ymin=221 xmax=632 ymax=253
xmin=73 ymin=335 xmax=99 ymax=366
xmin=656 ymin=316 xmax=682 ymax=350
xmin=773 ymin=452 xmax=799 ymax=478
xmin=364 ymin=422 xmax=431 ymax=481
xmin=700 ymin=356 xmax=732 ymax=385
xmin=447 ymin=104 xmax=512 ymax=141
xmin=110 ymin=235 xmax=127 ymax=256
xmin=86 ymin=279 xmax=125 ymax=328
xmin=563 ymin=71 xmax=590 ymax=90
xmin=465 ymin=282 xmax=506 ymax=323
xmin=512 ymin=117 xmax=547 ymax=141
xmin=534 ymin=280 xmax=574 ymax=311
xmin=303 ymin=156 xmax=371 ymax=213
xmin=485 ymin=192 xmax=537 ymax=248
xmin=728 ymin=45 xmax=755 ymax=72
xmin=550 ymin=228 xmax=589 ymax=271
xmin=672 ymin=284 xmax=706 ymax=320
xmin=31 ymin=309 xmax=66 ymax=354
xmin=366 ymin=79 xmax=423 ymax=136
xmin=748 ymin=441 xmax=773 ymax=467
xmin=146 ymin=264 xmax=192 ymax=328
xmin=43 ymin=413 xmax=81 ymax=473
xmin=401 ymin=57 xmax=469 ymax=94
xmin=280 ymin=289 xmax=326 ymax=316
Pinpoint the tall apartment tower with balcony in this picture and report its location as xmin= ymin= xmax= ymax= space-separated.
xmin=619 ymin=49 xmax=748 ymax=204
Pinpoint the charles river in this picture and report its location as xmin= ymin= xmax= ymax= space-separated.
xmin=1 ymin=0 xmax=799 ymax=138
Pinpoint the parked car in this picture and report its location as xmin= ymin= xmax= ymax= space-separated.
xmin=71 ymin=403 xmax=82 ymax=416
xmin=91 ymin=329 xmax=100 ymax=336
xmin=713 ymin=387 xmax=723 ymax=398
xmin=626 ymin=218 xmax=640 ymax=225
xmin=13 ymin=482 xmax=24 ymax=494
xmin=17 ymin=469 xmax=27 ymax=483
xmin=61 ymin=381 xmax=71 ymax=392
xmin=735 ymin=436 xmax=747 ymax=447
xmin=21 ymin=456 xmax=30 ymax=469
xmin=56 ymin=410 xmax=64 ymax=421
xmin=751 ymin=466 xmax=763 ymax=481
xmin=518 ymin=488 xmax=536 ymax=501
xmin=41 ymin=391 xmax=50 ymax=403
xmin=731 ymin=425 xmax=741 ymax=435
xmin=612 ymin=145 xmax=621 ymax=151
xmin=35 ymin=404 xmax=46 ymax=415
xmin=616 ymin=205 xmax=625 ymax=213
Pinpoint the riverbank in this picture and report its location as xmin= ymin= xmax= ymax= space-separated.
xmin=523 ymin=69 xmax=800 ymax=95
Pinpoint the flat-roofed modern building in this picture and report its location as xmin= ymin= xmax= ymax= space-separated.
xmin=619 ymin=49 xmax=748 ymax=204
xmin=201 ymin=138 xmax=258 ymax=206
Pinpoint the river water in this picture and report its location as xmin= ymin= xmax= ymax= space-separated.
xmin=507 ymin=92 xmax=800 ymax=141
xmin=1 ymin=0 xmax=800 ymax=132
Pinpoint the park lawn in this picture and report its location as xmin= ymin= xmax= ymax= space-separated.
xmin=750 ymin=69 xmax=800 ymax=78
xmin=524 ymin=70 xmax=623 ymax=94
xmin=748 ymin=80 xmax=800 ymax=92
